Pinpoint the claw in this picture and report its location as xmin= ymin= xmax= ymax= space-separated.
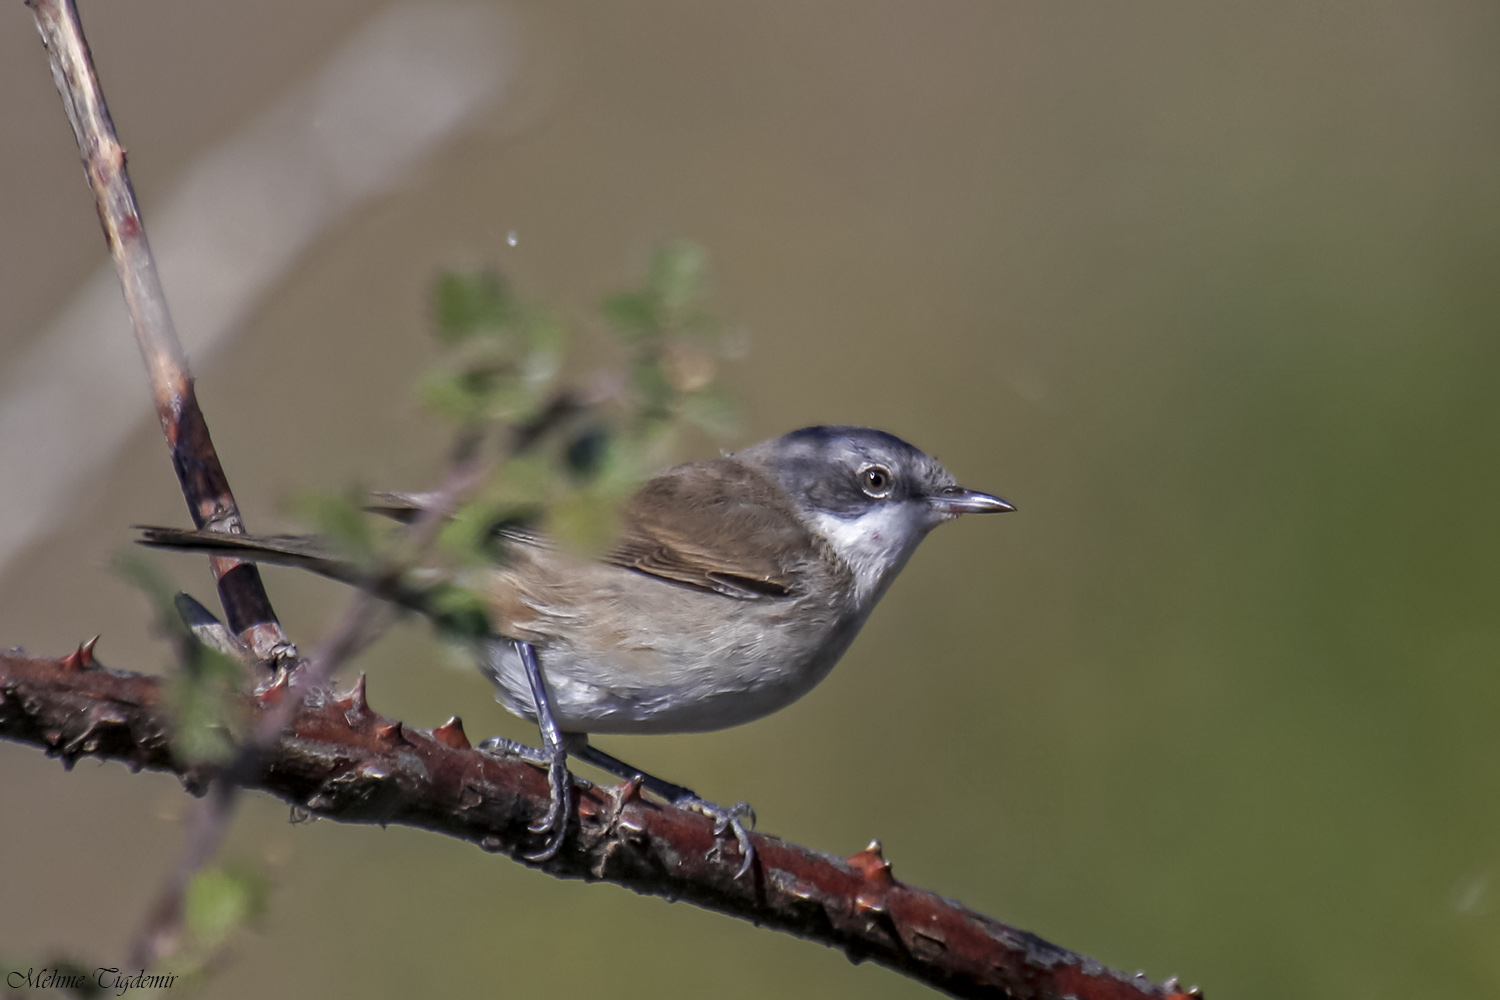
xmin=525 ymin=752 xmax=572 ymax=861
xmin=477 ymin=735 xmax=545 ymax=763
xmin=563 ymin=741 xmax=758 ymax=877
xmin=688 ymin=797 xmax=757 ymax=879
xmin=715 ymin=801 xmax=756 ymax=834
xmin=474 ymin=736 xmax=573 ymax=861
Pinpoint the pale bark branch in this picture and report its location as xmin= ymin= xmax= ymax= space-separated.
xmin=27 ymin=0 xmax=289 ymax=663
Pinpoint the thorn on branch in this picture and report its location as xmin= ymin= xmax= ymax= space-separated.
xmin=847 ymin=839 xmax=895 ymax=883
xmin=432 ymin=716 xmax=471 ymax=749
xmin=60 ymin=635 xmax=99 ymax=672
xmin=336 ymin=673 xmax=370 ymax=719
xmin=374 ymin=720 xmax=406 ymax=745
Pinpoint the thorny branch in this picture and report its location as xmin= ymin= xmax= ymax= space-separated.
xmin=0 ymin=650 xmax=1200 ymax=1000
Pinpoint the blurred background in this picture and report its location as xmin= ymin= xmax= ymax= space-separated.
xmin=3 ymin=2 xmax=1500 ymax=997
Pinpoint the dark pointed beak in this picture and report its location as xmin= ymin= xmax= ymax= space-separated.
xmin=929 ymin=486 xmax=1015 ymax=515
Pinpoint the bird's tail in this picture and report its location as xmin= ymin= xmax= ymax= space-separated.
xmin=137 ymin=526 xmax=358 ymax=577
xmin=135 ymin=526 xmax=441 ymax=617
xmin=136 ymin=525 xmax=497 ymax=636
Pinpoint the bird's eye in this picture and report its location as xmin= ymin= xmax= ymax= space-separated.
xmin=860 ymin=465 xmax=894 ymax=498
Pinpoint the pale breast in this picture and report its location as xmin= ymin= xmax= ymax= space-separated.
xmin=472 ymin=540 xmax=862 ymax=734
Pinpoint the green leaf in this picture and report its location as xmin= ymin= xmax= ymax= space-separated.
xmin=114 ymin=551 xmax=246 ymax=765
xmin=424 ymin=280 xmax=566 ymax=424
xmin=412 ymin=245 xmax=741 ymax=592
xmin=649 ymin=242 xmax=708 ymax=319
xmin=166 ymin=643 xmax=244 ymax=766
xmin=424 ymin=583 xmax=493 ymax=639
xmin=545 ymin=489 xmax=623 ymax=557
xmin=680 ymin=383 xmax=740 ymax=437
xmin=433 ymin=271 xmax=517 ymax=342
xmin=183 ymin=864 xmax=268 ymax=951
xmin=601 ymin=291 xmax=657 ymax=339
xmin=113 ymin=552 xmax=191 ymax=642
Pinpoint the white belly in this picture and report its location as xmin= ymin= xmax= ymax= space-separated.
xmin=480 ymin=593 xmax=867 ymax=735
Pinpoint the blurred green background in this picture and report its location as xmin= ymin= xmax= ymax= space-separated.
xmin=3 ymin=2 xmax=1500 ymax=997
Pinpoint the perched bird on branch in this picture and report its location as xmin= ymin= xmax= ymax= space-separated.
xmin=140 ymin=425 xmax=1012 ymax=876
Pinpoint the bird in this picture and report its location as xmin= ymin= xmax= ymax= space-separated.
xmin=138 ymin=425 xmax=1013 ymax=875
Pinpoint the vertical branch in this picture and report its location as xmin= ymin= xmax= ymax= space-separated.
xmin=27 ymin=0 xmax=289 ymax=664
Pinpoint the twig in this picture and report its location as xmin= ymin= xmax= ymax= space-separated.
xmin=126 ymin=429 xmax=487 ymax=964
xmin=26 ymin=0 xmax=289 ymax=664
xmin=26 ymin=0 xmax=298 ymax=960
xmin=127 ymin=429 xmax=474 ymax=953
xmin=0 ymin=649 xmax=1202 ymax=1000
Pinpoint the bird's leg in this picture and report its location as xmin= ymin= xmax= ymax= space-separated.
xmin=474 ymin=641 xmax=544 ymax=760
xmin=575 ymin=744 xmax=757 ymax=879
xmin=473 ymin=641 xmax=750 ymax=874
xmin=518 ymin=639 xmax=575 ymax=860
xmin=477 ymin=639 xmax=575 ymax=862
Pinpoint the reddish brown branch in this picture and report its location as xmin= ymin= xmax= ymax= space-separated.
xmin=0 ymin=649 xmax=1200 ymax=1000
xmin=26 ymin=0 xmax=288 ymax=663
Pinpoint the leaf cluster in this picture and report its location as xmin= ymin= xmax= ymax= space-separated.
xmin=424 ymin=241 xmax=743 ymax=560
xmin=300 ymin=242 xmax=745 ymax=630
xmin=115 ymin=554 xmax=245 ymax=766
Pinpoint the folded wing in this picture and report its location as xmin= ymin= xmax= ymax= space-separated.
xmin=605 ymin=459 xmax=810 ymax=599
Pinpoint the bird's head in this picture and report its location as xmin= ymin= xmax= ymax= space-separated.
xmin=734 ymin=426 xmax=1013 ymax=603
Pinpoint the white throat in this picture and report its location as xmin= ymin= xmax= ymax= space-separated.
xmin=807 ymin=504 xmax=932 ymax=606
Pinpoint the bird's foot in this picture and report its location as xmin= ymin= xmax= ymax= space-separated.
xmin=477 ymin=736 xmax=577 ymax=862
xmin=477 ymin=736 xmax=547 ymax=765
xmin=569 ymin=744 xmax=758 ymax=879
xmin=528 ymin=750 xmax=572 ymax=861
xmin=680 ymin=796 xmax=757 ymax=879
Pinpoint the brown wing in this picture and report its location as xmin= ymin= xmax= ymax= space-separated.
xmin=604 ymin=459 xmax=811 ymax=599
